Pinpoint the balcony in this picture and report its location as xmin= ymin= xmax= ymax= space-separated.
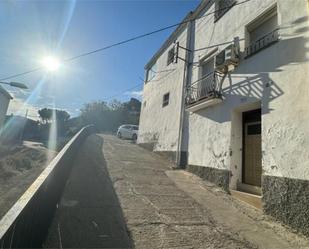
xmin=185 ymin=71 xmax=224 ymax=112
xmin=245 ymin=28 xmax=280 ymax=58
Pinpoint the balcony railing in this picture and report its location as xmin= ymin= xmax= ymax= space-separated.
xmin=245 ymin=28 xmax=280 ymax=58
xmin=185 ymin=71 xmax=224 ymax=107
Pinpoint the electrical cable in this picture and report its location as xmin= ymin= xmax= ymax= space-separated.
xmin=0 ymin=0 xmax=252 ymax=81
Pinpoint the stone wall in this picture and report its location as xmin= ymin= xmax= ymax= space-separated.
xmin=262 ymin=175 xmax=309 ymax=236
xmin=187 ymin=165 xmax=230 ymax=192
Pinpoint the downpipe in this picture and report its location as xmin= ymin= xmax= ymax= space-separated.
xmin=176 ymin=19 xmax=193 ymax=169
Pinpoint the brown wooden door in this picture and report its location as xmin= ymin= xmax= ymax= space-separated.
xmin=243 ymin=114 xmax=262 ymax=187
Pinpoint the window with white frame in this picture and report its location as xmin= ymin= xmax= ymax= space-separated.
xmin=146 ymin=62 xmax=157 ymax=82
xmin=196 ymin=57 xmax=215 ymax=100
xmin=245 ymin=6 xmax=279 ymax=57
xmin=201 ymin=57 xmax=214 ymax=77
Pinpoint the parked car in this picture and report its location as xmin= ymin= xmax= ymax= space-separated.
xmin=117 ymin=124 xmax=138 ymax=140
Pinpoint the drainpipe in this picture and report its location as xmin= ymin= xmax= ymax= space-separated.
xmin=176 ymin=18 xmax=193 ymax=168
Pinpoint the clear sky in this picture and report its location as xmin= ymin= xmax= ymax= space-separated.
xmin=0 ymin=0 xmax=199 ymax=119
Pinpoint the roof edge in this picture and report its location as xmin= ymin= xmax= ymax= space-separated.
xmin=144 ymin=0 xmax=212 ymax=70
xmin=0 ymin=86 xmax=13 ymax=100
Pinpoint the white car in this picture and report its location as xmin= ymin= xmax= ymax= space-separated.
xmin=117 ymin=124 xmax=138 ymax=140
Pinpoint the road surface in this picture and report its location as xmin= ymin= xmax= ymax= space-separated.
xmin=44 ymin=134 xmax=309 ymax=248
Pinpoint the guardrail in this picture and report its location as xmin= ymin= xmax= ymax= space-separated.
xmin=245 ymin=29 xmax=280 ymax=58
xmin=0 ymin=125 xmax=95 ymax=248
xmin=185 ymin=71 xmax=223 ymax=107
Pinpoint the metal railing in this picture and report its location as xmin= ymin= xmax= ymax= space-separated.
xmin=185 ymin=71 xmax=223 ymax=106
xmin=245 ymin=28 xmax=280 ymax=58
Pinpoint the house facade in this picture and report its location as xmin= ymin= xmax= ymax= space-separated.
xmin=138 ymin=0 xmax=309 ymax=236
xmin=0 ymin=86 xmax=12 ymax=131
xmin=138 ymin=12 xmax=193 ymax=162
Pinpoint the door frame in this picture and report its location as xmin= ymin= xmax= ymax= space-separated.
xmin=242 ymin=108 xmax=261 ymax=185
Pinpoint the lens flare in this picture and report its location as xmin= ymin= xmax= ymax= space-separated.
xmin=42 ymin=56 xmax=61 ymax=71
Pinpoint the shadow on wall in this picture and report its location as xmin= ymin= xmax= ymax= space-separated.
xmin=43 ymin=135 xmax=135 ymax=248
xmin=193 ymin=72 xmax=283 ymax=124
xmin=193 ymin=31 xmax=308 ymax=123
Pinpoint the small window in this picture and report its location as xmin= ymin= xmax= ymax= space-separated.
xmin=146 ymin=63 xmax=157 ymax=82
xmin=132 ymin=126 xmax=139 ymax=131
xmin=215 ymin=0 xmax=236 ymax=22
xmin=245 ymin=6 xmax=279 ymax=57
xmin=247 ymin=123 xmax=261 ymax=135
xmin=167 ymin=48 xmax=175 ymax=65
xmin=143 ymin=101 xmax=146 ymax=107
xmin=162 ymin=93 xmax=170 ymax=107
xmin=200 ymin=57 xmax=214 ymax=78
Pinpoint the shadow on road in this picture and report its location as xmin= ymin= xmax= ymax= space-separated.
xmin=43 ymin=134 xmax=134 ymax=248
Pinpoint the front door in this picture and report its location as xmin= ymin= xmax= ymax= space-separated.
xmin=243 ymin=109 xmax=262 ymax=187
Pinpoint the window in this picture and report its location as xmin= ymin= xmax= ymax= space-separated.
xmin=146 ymin=63 xmax=157 ymax=82
xmin=167 ymin=47 xmax=175 ymax=65
xmin=201 ymin=57 xmax=215 ymax=78
xmin=196 ymin=57 xmax=216 ymax=99
xmin=162 ymin=93 xmax=170 ymax=107
xmin=215 ymin=0 xmax=236 ymax=22
xmin=132 ymin=126 xmax=139 ymax=131
xmin=143 ymin=101 xmax=146 ymax=107
xmin=245 ymin=6 xmax=279 ymax=57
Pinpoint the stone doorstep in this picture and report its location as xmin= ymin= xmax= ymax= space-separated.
xmin=230 ymin=190 xmax=262 ymax=210
xmin=237 ymin=182 xmax=262 ymax=196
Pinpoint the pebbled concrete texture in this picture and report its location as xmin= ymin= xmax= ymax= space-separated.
xmin=187 ymin=164 xmax=230 ymax=192
xmin=262 ymin=175 xmax=309 ymax=236
xmin=44 ymin=134 xmax=309 ymax=248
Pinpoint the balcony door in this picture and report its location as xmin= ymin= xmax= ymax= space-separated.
xmin=199 ymin=57 xmax=214 ymax=100
xmin=242 ymin=109 xmax=262 ymax=187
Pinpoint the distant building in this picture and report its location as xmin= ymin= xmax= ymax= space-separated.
xmin=0 ymin=86 xmax=12 ymax=130
xmin=2 ymin=115 xmax=39 ymax=143
xmin=138 ymin=0 xmax=309 ymax=236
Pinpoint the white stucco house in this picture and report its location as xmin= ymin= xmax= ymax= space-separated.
xmin=0 ymin=85 xmax=12 ymax=131
xmin=138 ymin=0 xmax=309 ymax=236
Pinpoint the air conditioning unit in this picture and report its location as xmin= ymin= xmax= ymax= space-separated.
xmin=215 ymin=44 xmax=239 ymax=72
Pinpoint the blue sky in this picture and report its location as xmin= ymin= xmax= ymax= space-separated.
xmin=0 ymin=0 xmax=199 ymax=119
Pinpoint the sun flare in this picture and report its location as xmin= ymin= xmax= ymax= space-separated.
xmin=42 ymin=56 xmax=61 ymax=71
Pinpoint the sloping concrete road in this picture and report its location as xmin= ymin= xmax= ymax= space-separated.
xmin=44 ymin=134 xmax=309 ymax=249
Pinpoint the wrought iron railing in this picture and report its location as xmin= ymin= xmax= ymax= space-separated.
xmin=185 ymin=71 xmax=223 ymax=106
xmin=245 ymin=28 xmax=280 ymax=58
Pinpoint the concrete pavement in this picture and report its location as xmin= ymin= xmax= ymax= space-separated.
xmin=44 ymin=134 xmax=309 ymax=248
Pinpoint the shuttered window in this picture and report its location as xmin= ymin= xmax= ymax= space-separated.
xmin=167 ymin=48 xmax=175 ymax=65
xmin=162 ymin=93 xmax=170 ymax=107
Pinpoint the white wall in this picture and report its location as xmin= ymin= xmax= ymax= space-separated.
xmin=187 ymin=0 xmax=309 ymax=182
xmin=138 ymin=27 xmax=188 ymax=152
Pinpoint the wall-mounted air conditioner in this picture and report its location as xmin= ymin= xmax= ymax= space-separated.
xmin=215 ymin=44 xmax=239 ymax=72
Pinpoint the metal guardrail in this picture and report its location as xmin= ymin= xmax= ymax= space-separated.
xmin=185 ymin=71 xmax=223 ymax=106
xmin=245 ymin=29 xmax=280 ymax=58
xmin=0 ymin=125 xmax=95 ymax=248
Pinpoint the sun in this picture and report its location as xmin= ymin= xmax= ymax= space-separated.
xmin=42 ymin=56 xmax=61 ymax=71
